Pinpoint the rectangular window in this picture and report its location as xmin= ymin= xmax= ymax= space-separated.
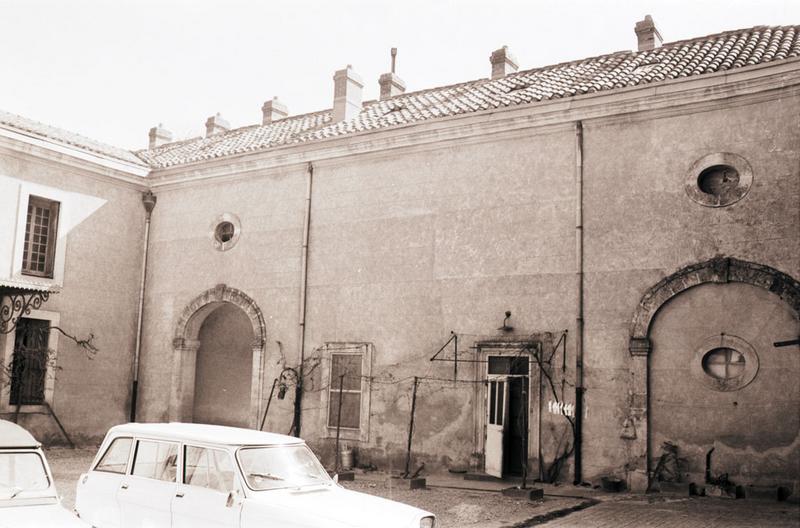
xmin=131 ymin=440 xmax=178 ymax=482
xmin=95 ymin=437 xmax=133 ymax=474
xmin=327 ymin=353 xmax=363 ymax=430
xmin=9 ymin=318 xmax=50 ymax=406
xmin=21 ymin=195 xmax=59 ymax=278
xmin=184 ymin=446 xmax=235 ymax=492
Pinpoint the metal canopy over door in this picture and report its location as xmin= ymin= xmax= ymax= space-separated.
xmin=485 ymin=377 xmax=509 ymax=478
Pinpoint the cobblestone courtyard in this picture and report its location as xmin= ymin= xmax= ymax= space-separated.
xmin=48 ymin=448 xmax=799 ymax=527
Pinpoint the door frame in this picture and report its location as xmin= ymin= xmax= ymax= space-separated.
xmin=475 ymin=341 xmax=540 ymax=477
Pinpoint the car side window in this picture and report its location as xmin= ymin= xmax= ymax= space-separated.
xmin=95 ymin=437 xmax=133 ymax=474
xmin=184 ymin=445 xmax=235 ymax=493
xmin=131 ymin=440 xmax=179 ymax=482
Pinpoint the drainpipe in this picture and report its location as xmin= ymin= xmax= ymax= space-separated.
xmin=294 ymin=162 xmax=314 ymax=437
xmin=573 ymin=121 xmax=584 ymax=485
xmin=131 ymin=190 xmax=157 ymax=422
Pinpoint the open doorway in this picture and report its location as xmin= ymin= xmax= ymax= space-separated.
xmin=485 ymin=353 xmax=530 ymax=478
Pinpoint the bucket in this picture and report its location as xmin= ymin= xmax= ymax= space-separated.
xmin=340 ymin=448 xmax=353 ymax=470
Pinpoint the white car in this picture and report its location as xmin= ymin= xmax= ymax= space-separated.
xmin=0 ymin=419 xmax=89 ymax=527
xmin=75 ymin=422 xmax=435 ymax=528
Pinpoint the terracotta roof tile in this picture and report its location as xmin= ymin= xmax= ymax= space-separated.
xmin=4 ymin=25 xmax=799 ymax=170
xmin=0 ymin=110 xmax=146 ymax=166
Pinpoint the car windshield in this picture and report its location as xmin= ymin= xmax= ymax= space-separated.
xmin=238 ymin=445 xmax=331 ymax=490
xmin=0 ymin=452 xmax=50 ymax=499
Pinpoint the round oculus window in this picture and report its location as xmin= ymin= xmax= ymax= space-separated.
xmin=210 ymin=213 xmax=241 ymax=251
xmin=685 ymin=153 xmax=753 ymax=207
xmin=215 ymin=221 xmax=235 ymax=244
xmin=701 ymin=347 xmax=746 ymax=380
xmin=690 ymin=334 xmax=759 ymax=392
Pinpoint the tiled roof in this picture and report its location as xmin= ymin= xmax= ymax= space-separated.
xmin=137 ymin=25 xmax=800 ymax=169
xmin=0 ymin=109 xmax=147 ymax=166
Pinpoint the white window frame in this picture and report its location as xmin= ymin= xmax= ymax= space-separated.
xmin=0 ymin=309 xmax=60 ymax=414
xmin=320 ymin=342 xmax=372 ymax=443
xmin=9 ymin=185 xmax=69 ymax=286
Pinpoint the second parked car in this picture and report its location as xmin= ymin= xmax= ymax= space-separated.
xmin=75 ymin=422 xmax=435 ymax=528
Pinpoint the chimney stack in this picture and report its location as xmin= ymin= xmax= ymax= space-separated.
xmin=333 ymin=65 xmax=364 ymax=122
xmin=490 ymin=46 xmax=518 ymax=79
xmin=148 ymin=123 xmax=172 ymax=149
xmin=205 ymin=113 xmax=230 ymax=137
xmin=379 ymin=48 xmax=406 ymax=100
xmin=635 ymin=15 xmax=662 ymax=51
xmin=262 ymin=97 xmax=289 ymax=125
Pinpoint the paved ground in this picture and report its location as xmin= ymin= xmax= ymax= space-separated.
xmin=47 ymin=448 xmax=800 ymax=528
xmin=538 ymin=495 xmax=800 ymax=528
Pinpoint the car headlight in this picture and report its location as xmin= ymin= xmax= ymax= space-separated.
xmin=419 ymin=516 xmax=435 ymax=528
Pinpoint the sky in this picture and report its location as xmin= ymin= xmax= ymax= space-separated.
xmin=1 ymin=0 xmax=798 ymax=151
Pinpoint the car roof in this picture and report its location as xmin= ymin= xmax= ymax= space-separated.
xmin=0 ymin=419 xmax=40 ymax=448
xmin=107 ymin=422 xmax=303 ymax=447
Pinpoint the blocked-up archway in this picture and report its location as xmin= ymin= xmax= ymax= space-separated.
xmin=170 ymin=284 xmax=266 ymax=428
xmin=625 ymin=257 xmax=800 ymax=491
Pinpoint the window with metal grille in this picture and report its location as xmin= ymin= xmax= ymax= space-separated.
xmin=10 ymin=318 xmax=50 ymax=406
xmin=22 ymin=196 xmax=60 ymax=278
xmin=327 ymin=353 xmax=363 ymax=430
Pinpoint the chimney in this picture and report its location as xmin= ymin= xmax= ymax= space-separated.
xmin=635 ymin=15 xmax=662 ymax=51
xmin=379 ymin=48 xmax=406 ymax=100
xmin=332 ymin=65 xmax=364 ymax=122
xmin=490 ymin=46 xmax=518 ymax=79
xmin=148 ymin=123 xmax=172 ymax=149
xmin=205 ymin=113 xmax=230 ymax=137
xmin=262 ymin=97 xmax=289 ymax=125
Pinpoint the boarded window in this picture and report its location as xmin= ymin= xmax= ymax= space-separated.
xmin=95 ymin=437 xmax=133 ymax=474
xmin=327 ymin=353 xmax=363 ymax=430
xmin=22 ymin=196 xmax=59 ymax=278
xmin=10 ymin=318 xmax=49 ymax=406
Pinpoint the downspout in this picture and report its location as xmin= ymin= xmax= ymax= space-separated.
xmin=573 ymin=121 xmax=584 ymax=485
xmin=294 ymin=162 xmax=314 ymax=437
xmin=131 ymin=190 xmax=157 ymax=422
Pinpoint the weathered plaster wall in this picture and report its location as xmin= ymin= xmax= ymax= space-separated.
xmin=138 ymin=86 xmax=798 ymax=485
xmin=0 ymin=150 xmax=145 ymax=444
xmin=581 ymin=93 xmax=800 ymax=484
xmin=650 ymin=282 xmax=799 ymax=486
xmin=138 ymin=164 xmax=309 ymax=431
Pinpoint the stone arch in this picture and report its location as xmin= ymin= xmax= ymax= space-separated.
xmin=629 ymin=257 xmax=800 ymax=353
xmin=623 ymin=257 xmax=800 ymax=492
xmin=169 ymin=284 xmax=267 ymax=428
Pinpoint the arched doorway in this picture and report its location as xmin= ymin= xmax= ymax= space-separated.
xmin=625 ymin=257 xmax=800 ymax=491
xmin=169 ymin=284 xmax=266 ymax=429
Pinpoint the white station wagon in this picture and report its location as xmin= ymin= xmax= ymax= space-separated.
xmin=75 ymin=423 xmax=436 ymax=528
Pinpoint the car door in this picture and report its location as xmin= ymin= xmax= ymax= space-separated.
xmin=75 ymin=436 xmax=133 ymax=528
xmin=172 ymin=444 xmax=241 ymax=528
xmin=118 ymin=438 xmax=179 ymax=528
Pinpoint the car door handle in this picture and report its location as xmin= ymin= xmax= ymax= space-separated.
xmin=175 ymin=491 xmax=185 ymax=498
xmin=120 ymin=483 xmax=129 ymax=490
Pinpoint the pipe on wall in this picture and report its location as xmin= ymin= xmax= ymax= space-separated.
xmin=573 ymin=121 xmax=585 ymax=484
xmin=131 ymin=190 xmax=157 ymax=422
xmin=294 ymin=161 xmax=314 ymax=436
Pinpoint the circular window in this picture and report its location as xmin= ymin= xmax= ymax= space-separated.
xmin=685 ymin=153 xmax=752 ymax=207
xmin=701 ymin=347 xmax=745 ymax=380
xmin=210 ymin=213 xmax=241 ymax=251
xmin=697 ymin=165 xmax=740 ymax=196
xmin=691 ymin=334 xmax=759 ymax=391
xmin=215 ymin=221 xmax=235 ymax=243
